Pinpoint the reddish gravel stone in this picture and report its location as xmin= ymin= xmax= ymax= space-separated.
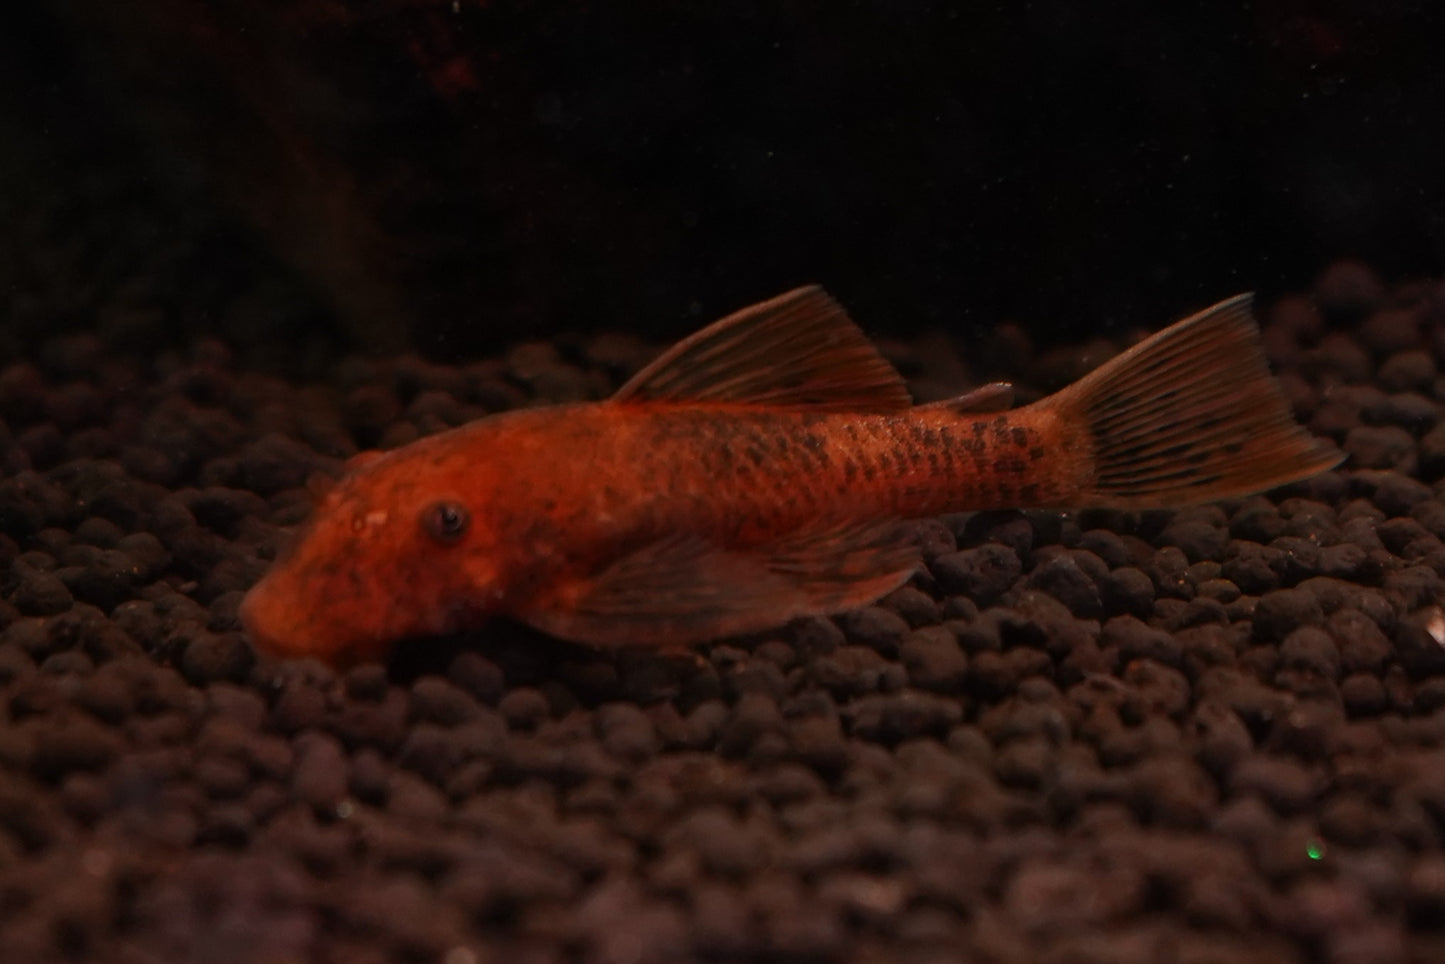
xmin=808 ymin=645 xmax=894 ymax=699
xmin=332 ymin=688 xmax=409 ymax=750
xmin=1394 ymin=610 xmax=1445 ymax=678
xmin=73 ymin=668 xmax=136 ymax=723
xmin=834 ymin=606 xmax=911 ymax=656
xmin=1419 ymin=424 xmax=1445 ymax=480
xmin=178 ymin=631 xmax=254 ymax=684
xmin=11 ymin=569 xmax=74 ymax=617
xmin=1103 ymin=616 xmax=1183 ymax=670
xmin=269 ymin=676 xmax=329 ymax=734
xmin=343 ymin=664 xmax=390 ymax=702
xmin=1379 ymin=350 xmax=1436 ymax=393
xmin=292 ymin=732 xmax=350 ymax=814
xmin=1347 ymin=425 xmax=1418 ymax=471
xmin=1230 ymin=754 xmax=1322 ymax=815
xmin=929 ymin=544 xmax=1022 ymax=605
xmin=446 ymin=651 xmax=507 ymax=705
xmin=1147 ymin=546 xmax=1194 ymax=599
xmin=1099 ymin=566 xmax=1155 ymax=618
xmin=882 ymin=585 xmax=942 ymax=628
xmin=1385 ymin=566 xmax=1444 ymax=611
xmin=1317 ymin=542 xmax=1378 ymax=581
xmin=1159 ymin=517 xmax=1229 ymax=563
xmin=1358 ymin=306 xmax=1421 ymax=355
xmin=1278 ymin=627 xmax=1341 ymax=680
xmin=1025 ymin=554 xmax=1103 ymax=618
xmin=900 ymin=626 xmax=968 ymax=692
xmin=408 ymin=676 xmax=482 ymax=726
xmin=498 ymin=687 xmax=551 ymax=731
xmin=846 ymin=692 xmax=963 ymax=744
xmin=1340 ymin=673 xmax=1388 ymax=715
xmin=1382 ymin=393 xmax=1440 ymax=434
xmin=25 ymin=713 xmax=123 ymax=781
xmin=1252 ymin=588 xmax=1326 ymax=643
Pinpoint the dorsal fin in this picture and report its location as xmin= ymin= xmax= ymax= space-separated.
xmin=612 ymin=285 xmax=913 ymax=413
xmin=917 ymin=382 xmax=1015 ymax=414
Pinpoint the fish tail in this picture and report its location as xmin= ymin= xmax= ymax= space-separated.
xmin=1043 ymin=293 xmax=1342 ymax=509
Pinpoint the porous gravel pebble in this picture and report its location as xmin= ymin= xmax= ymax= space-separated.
xmin=7 ymin=246 xmax=1445 ymax=964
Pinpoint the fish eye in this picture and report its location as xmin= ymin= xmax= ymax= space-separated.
xmin=421 ymin=501 xmax=470 ymax=544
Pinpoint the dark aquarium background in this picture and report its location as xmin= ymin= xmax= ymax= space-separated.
xmin=2 ymin=1 xmax=1442 ymax=361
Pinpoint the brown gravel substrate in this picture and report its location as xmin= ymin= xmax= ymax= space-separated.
xmin=6 ymin=263 xmax=1445 ymax=964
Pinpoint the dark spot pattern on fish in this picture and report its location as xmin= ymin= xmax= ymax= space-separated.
xmin=705 ymin=443 xmax=736 ymax=473
xmin=878 ymin=447 xmax=900 ymax=477
xmin=897 ymin=481 xmax=932 ymax=503
xmin=798 ymin=430 xmax=832 ymax=472
xmin=991 ymin=424 xmax=1015 ymax=452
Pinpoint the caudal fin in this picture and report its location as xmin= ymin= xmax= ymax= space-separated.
xmin=1047 ymin=293 xmax=1342 ymax=509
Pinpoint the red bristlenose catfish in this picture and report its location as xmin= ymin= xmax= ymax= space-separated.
xmin=241 ymin=287 xmax=1342 ymax=663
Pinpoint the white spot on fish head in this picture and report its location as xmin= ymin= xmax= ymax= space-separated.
xmin=349 ymin=508 xmax=391 ymax=533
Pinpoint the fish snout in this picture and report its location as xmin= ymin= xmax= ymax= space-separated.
xmin=240 ymin=574 xmax=332 ymax=661
xmin=241 ymin=570 xmax=394 ymax=666
xmin=239 ymin=575 xmax=296 ymax=658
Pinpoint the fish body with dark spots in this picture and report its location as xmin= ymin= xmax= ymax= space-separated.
xmin=241 ymin=286 xmax=1341 ymax=664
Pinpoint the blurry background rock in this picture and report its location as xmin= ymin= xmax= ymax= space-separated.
xmin=2 ymin=1 xmax=1443 ymax=357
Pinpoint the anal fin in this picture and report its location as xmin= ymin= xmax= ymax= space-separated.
xmin=518 ymin=520 xmax=921 ymax=649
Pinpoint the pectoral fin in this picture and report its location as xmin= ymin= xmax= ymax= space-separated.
xmin=518 ymin=520 xmax=921 ymax=649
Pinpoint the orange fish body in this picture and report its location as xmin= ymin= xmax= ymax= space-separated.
xmin=241 ymin=287 xmax=1341 ymax=663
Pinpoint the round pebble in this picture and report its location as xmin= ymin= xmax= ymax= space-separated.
xmin=929 ymin=544 xmax=1022 ymax=605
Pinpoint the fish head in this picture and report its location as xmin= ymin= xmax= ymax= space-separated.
xmin=241 ymin=446 xmax=506 ymax=664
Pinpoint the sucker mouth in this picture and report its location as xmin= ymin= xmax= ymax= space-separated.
xmin=238 ymin=574 xmax=325 ymax=660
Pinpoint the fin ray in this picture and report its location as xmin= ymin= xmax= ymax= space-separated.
xmin=518 ymin=519 xmax=920 ymax=648
xmin=918 ymin=382 xmax=1016 ymax=414
xmin=613 ymin=286 xmax=913 ymax=413
xmin=1046 ymin=293 xmax=1343 ymax=509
